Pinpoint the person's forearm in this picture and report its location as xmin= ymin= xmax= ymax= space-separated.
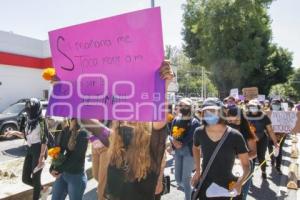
xmin=247 ymin=140 xmax=257 ymax=160
xmin=153 ymin=83 xmax=169 ymax=130
xmin=158 ymin=168 xmax=164 ymax=183
xmin=12 ymin=131 xmax=24 ymax=138
xmin=193 ymin=146 xmax=201 ymax=173
xmin=239 ymin=163 xmax=251 ymax=186
xmin=267 ymin=126 xmax=278 ymax=145
xmin=80 ymin=119 xmax=103 ymax=135
xmin=40 ymin=144 xmax=47 ymax=158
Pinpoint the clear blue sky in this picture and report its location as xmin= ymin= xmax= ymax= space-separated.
xmin=1 ymin=0 xmax=299 ymax=67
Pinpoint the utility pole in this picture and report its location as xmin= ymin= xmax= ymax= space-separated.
xmin=151 ymin=0 xmax=155 ymax=8
xmin=201 ymin=67 xmax=204 ymax=100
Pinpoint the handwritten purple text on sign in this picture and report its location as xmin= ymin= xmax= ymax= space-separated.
xmin=47 ymin=7 xmax=165 ymax=121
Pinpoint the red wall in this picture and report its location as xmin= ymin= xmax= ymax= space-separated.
xmin=0 ymin=52 xmax=52 ymax=69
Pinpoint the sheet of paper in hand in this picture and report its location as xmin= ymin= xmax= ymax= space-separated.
xmin=206 ymin=183 xmax=237 ymax=198
xmin=47 ymin=7 xmax=165 ymax=121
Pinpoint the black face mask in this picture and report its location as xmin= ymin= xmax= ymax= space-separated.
xmin=227 ymin=122 xmax=239 ymax=130
xmin=119 ymin=126 xmax=134 ymax=149
xmin=180 ymin=108 xmax=191 ymax=116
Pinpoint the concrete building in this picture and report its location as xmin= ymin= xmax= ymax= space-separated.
xmin=0 ymin=31 xmax=52 ymax=111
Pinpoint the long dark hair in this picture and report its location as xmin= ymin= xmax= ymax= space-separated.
xmin=67 ymin=118 xmax=81 ymax=151
xmin=227 ymin=107 xmax=257 ymax=140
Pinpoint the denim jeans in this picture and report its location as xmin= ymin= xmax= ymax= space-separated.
xmin=174 ymin=145 xmax=194 ymax=200
xmin=52 ymin=171 xmax=87 ymax=200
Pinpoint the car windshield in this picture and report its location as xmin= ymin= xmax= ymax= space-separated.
xmin=2 ymin=103 xmax=25 ymax=114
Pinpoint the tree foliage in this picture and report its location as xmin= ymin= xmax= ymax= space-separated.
xmin=182 ymin=0 xmax=293 ymax=96
xmin=165 ymin=45 xmax=218 ymax=97
xmin=269 ymin=67 xmax=300 ymax=100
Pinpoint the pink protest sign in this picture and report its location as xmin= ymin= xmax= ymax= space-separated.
xmin=47 ymin=7 xmax=166 ymax=121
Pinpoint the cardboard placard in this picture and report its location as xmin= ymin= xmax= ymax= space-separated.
xmin=267 ymin=111 xmax=300 ymax=133
xmin=230 ymin=88 xmax=239 ymax=99
xmin=242 ymin=87 xmax=258 ymax=100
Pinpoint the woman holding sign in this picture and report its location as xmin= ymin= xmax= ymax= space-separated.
xmin=268 ymin=99 xmax=286 ymax=175
xmin=85 ymin=61 xmax=174 ymax=200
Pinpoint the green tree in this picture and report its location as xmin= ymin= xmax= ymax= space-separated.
xmin=182 ymin=0 xmax=293 ymax=96
xmin=177 ymin=64 xmax=218 ymax=97
xmin=269 ymin=67 xmax=300 ymax=100
xmin=290 ymin=67 xmax=300 ymax=95
xmin=165 ymin=46 xmax=218 ymax=97
xmin=269 ymin=83 xmax=298 ymax=99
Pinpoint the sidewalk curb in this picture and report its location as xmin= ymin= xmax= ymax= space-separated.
xmin=0 ymin=166 xmax=93 ymax=200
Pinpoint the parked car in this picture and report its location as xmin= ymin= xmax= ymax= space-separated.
xmin=0 ymin=99 xmax=64 ymax=136
xmin=0 ymin=102 xmax=26 ymax=135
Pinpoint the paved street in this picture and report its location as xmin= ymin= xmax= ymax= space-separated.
xmin=80 ymin=135 xmax=297 ymax=200
xmin=1 ymin=135 xmax=298 ymax=200
xmin=0 ymin=138 xmax=26 ymax=163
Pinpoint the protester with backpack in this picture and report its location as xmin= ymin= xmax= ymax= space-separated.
xmin=191 ymin=98 xmax=250 ymax=200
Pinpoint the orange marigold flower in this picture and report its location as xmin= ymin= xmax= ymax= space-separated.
xmin=167 ymin=113 xmax=174 ymax=123
xmin=48 ymin=147 xmax=61 ymax=158
xmin=228 ymin=181 xmax=236 ymax=190
xmin=172 ymin=126 xmax=185 ymax=139
xmin=42 ymin=68 xmax=56 ymax=81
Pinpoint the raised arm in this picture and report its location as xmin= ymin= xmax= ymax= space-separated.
xmin=153 ymin=60 xmax=174 ymax=130
xmin=80 ymin=119 xmax=104 ymax=134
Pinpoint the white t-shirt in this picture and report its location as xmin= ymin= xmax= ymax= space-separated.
xmin=25 ymin=123 xmax=41 ymax=146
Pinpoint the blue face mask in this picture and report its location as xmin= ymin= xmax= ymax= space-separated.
xmin=204 ymin=111 xmax=220 ymax=125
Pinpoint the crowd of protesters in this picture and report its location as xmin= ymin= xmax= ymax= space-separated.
xmin=4 ymin=60 xmax=299 ymax=200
